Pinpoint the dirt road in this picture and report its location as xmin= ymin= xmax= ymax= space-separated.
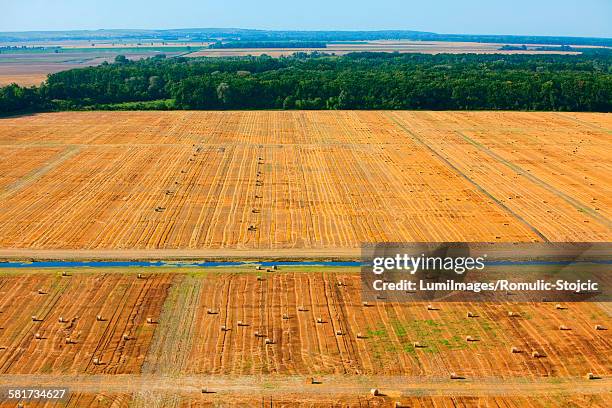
xmin=1 ymin=374 xmax=610 ymax=397
xmin=0 ymin=248 xmax=361 ymax=261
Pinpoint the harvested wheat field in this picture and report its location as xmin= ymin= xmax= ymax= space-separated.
xmin=0 ymin=268 xmax=610 ymax=406
xmin=0 ymin=63 xmax=89 ymax=87
xmin=0 ymin=271 xmax=173 ymax=374
xmin=184 ymin=41 xmax=584 ymax=58
xmin=166 ymin=271 xmax=612 ymax=378
xmin=0 ymin=111 xmax=609 ymax=255
xmin=0 ymin=73 xmax=47 ymax=87
xmin=0 ymin=269 xmax=607 ymax=378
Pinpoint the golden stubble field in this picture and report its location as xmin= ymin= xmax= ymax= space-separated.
xmin=184 ymin=41 xmax=584 ymax=58
xmin=0 ymin=110 xmax=610 ymax=406
xmin=0 ymin=110 xmax=610 ymax=254
xmin=0 ymin=269 xmax=610 ymax=407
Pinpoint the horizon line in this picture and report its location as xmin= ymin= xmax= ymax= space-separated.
xmin=0 ymin=27 xmax=610 ymax=40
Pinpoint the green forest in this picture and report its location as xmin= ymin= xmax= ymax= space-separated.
xmin=1 ymin=52 xmax=611 ymax=114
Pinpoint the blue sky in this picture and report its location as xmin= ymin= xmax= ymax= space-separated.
xmin=1 ymin=0 xmax=610 ymax=37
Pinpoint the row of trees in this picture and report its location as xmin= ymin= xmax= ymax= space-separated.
xmin=1 ymin=52 xmax=611 ymax=114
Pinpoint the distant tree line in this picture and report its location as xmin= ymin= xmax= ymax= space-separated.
xmin=498 ymin=45 xmax=586 ymax=52
xmin=499 ymin=45 xmax=529 ymax=51
xmin=1 ymin=52 xmax=611 ymax=114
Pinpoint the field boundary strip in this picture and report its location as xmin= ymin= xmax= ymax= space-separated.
xmin=141 ymin=274 xmax=201 ymax=376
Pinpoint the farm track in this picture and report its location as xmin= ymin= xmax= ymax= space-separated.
xmin=0 ymin=111 xmax=609 ymax=250
xmin=1 ymin=374 xmax=611 ymax=398
xmin=1 ymin=393 xmax=609 ymax=408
